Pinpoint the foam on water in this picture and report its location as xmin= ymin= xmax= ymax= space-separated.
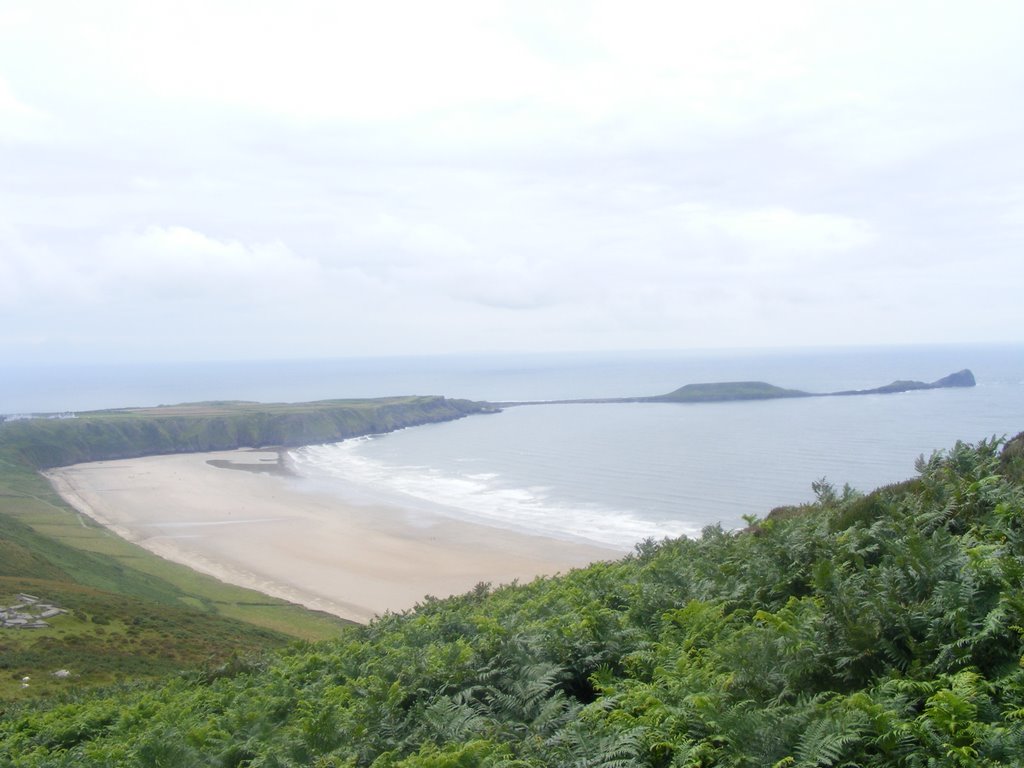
xmin=290 ymin=439 xmax=698 ymax=549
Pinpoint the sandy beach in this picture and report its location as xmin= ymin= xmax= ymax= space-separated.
xmin=44 ymin=450 xmax=618 ymax=623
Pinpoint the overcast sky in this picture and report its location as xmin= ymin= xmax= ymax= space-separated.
xmin=1 ymin=1 xmax=1022 ymax=364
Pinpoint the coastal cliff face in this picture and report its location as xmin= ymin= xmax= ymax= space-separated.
xmin=0 ymin=396 xmax=493 ymax=469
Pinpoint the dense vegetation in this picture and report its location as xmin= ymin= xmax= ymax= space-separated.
xmin=2 ymin=433 xmax=1022 ymax=766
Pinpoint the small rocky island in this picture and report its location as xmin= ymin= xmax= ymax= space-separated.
xmin=497 ymin=369 xmax=977 ymax=406
xmin=649 ymin=368 xmax=976 ymax=402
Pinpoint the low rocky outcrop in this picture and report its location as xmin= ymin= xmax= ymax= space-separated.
xmin=1 ymin=593 xmax=66 ymax=630
xmin=830 ymin=368 xmax=976 ymax=396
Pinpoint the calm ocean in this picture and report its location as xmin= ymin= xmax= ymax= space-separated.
xmin=5 ymin=345 xmax=1023 ymax=550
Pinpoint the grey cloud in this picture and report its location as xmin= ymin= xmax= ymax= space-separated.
xmin=1 ymin=2 xmax=1022 ymax=362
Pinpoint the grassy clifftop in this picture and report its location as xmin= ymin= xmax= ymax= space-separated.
xmin=1 ymin=396 xmax=493 ymax=470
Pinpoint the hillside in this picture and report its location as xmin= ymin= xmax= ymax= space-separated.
xmin=2 ymin=433 xmax=1022 ymax=766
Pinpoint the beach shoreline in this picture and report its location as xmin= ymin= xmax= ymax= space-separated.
xmin=44 ymin=449 xmax=620 ymax=624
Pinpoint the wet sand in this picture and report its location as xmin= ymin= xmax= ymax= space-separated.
xmin=45 ymin=450 xmax=618 ymax=623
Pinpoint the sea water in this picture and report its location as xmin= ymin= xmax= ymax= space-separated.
xmin=5 ymin=345 xmax=1023 ymax=550
xmin=290 ymin=358 xmax=1023 ymax=548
